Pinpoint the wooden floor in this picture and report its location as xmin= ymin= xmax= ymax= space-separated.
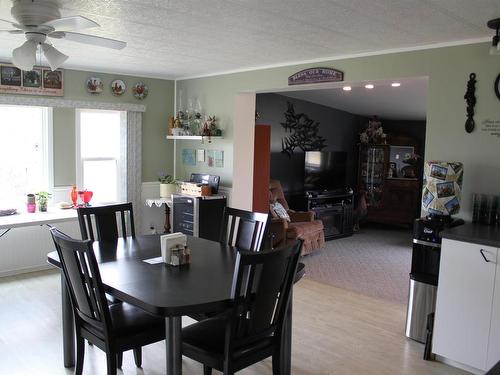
xmin=0 ymin=270 xmax=468 ymax=375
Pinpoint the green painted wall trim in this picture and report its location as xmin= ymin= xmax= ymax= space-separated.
xmin=176 ymin=42 xmax=500 ymax=218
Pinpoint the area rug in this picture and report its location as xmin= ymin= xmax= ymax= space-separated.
xmin=300 ymin=226 xmax=412 ymax=304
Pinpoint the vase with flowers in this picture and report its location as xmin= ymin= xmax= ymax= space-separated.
xmin=360 ymin=116 xmax=387 ymax=144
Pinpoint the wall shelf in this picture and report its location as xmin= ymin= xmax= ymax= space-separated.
xmin=166 ymin=135 xmax=223 ymax=140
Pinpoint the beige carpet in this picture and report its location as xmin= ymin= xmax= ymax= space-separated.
xmin=301 ymin=225 xmax=412 ymax=304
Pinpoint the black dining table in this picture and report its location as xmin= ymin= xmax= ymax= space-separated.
xmin=47 ymin=234 xmax=304 ymax=375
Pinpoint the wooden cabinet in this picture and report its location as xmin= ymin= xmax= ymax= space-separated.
xmin=433 ymin=238 xmax=499 ymax=371
xmin=357 ymin=144 xmax=420 ymax=226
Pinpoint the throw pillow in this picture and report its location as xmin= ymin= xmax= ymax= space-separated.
xmin=271 ymin=202 xmax=290 ymax=222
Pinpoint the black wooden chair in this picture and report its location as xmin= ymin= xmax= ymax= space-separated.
xmin=77 ymin=203 xmax=135 ymax=242
xmin=50 ymin=227 xmax=165 ymax=375
xmin=182 ymin=239 xmax=303 ymax=375
xmin=220 ymin=207 xmax=269 ymax=251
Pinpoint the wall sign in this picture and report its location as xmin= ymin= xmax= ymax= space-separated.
xmin=0 ymin=63 xmax=63 ymax=97
xmin=288 ymin=67 xmax=344 ymax=86
xmin=481 ymin=119 xmax=500 ymax=138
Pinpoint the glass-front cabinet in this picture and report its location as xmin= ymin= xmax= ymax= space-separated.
xmin=358 ymin=145 xmax=388 ymax=207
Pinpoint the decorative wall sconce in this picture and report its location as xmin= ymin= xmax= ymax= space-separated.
xmin=487 ymin=18 xmax=500 ymax=55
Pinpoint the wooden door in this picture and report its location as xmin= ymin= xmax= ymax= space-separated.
xmin=252 ymin=124 xmax=271 ymax=213
xmin=433 ymin=239 xmax=497 ymax=371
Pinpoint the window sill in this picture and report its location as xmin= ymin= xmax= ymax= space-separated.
xmin=0 ymin=207 xmax=78 ymax=230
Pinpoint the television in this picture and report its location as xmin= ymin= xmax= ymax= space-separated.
xmin=304 ymin=151 xmax=347 ymax=191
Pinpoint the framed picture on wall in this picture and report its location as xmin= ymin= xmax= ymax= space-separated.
xmin=0 ymin=63 xmax=63 ymax=96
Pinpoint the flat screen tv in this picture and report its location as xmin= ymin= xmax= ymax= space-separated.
xmin=304 ymin=151 xmax=347 ymax=191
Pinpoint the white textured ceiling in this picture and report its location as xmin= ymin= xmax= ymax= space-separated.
xmin=281 ymin=77 xmax=428 ymax=120
xmin=0 ymin=0 xmax=498 ymax=78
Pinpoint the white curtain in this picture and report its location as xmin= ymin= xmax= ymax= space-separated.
xmin=126 ymin=111 xmax=143 ymax=233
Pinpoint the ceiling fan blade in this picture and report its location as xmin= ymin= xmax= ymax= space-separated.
xmin=0 ymin=29 xmax=24 ymax=34
xmin=0 ymin=18 xmax=24 ymax=30
xmin=53 ymin=31 xmax=126 ymax=50
xmin=41 ymin=16 xmax=99 ymax=32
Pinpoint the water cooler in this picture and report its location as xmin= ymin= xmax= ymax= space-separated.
xmin=405 ymin=161 xmax=464 ymax=355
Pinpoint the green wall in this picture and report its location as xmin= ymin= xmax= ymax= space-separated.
xmin=2 ymin=68 xmax=175 ymax=185
xmin=176 ymin=42 xmax=500 ymax=217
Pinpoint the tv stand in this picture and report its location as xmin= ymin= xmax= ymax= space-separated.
xmin=305 ymin=190 xmax=354 ymax=240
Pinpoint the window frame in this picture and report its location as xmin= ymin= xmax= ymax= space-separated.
xmin=75 ymin=108 xmax=126 ymax=204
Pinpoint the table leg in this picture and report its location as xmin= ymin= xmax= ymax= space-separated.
xmin=166 ymin=316 xmax=182 ymax=375
xmin=281 ymin=288 xmax=293 ymax=375
xmin=61 ymin=272 xmax=75 ymax=368
xmin=164 ymin=204 xmax=171 ymax=233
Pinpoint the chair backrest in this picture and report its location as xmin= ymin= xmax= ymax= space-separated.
xmin=219 ymin=207 xmax=269 ymax=251
xmin=77 ymin=203 xmax=135 ymax=241
xmin=269 ymin=180 xmax=289 ymax=210
xmin=50 ymin=227 xmax=111 ymax=335
xmin=227 ymin=240 xmax=302 ymax=350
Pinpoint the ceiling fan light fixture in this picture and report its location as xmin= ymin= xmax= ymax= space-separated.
xmin=12 ymin=39 xmax=37 ymax=71
xmin=41 ymin=43 xmax=68 ymax=70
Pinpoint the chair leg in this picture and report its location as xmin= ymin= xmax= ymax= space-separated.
xmin=133 ymin=347 xmax=142 ymax=367
xmin=223 ymin=361 xmax=234 ymax=375
xmin=203 ymin=365 xmax=213 ymax=375
xmin=106 ymin=352 xmax=117 ymax=375
xmin=116 ymin=352 xmax=123 ymax=369
xmin=75 ymin=336 xmax=85 ymax=375
xmin=272 ymin=351 xmax=282 ymax=375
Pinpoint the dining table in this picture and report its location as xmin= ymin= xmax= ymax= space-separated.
xmin=47 ymin=234 xmax=305 ymax=375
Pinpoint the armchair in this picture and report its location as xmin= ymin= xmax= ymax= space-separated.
xmin=269 ymin=180 xmax=325 ymax=255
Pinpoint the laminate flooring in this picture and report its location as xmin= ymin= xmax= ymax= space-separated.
xmin=0 ymin=270 xmax=468 ymax=375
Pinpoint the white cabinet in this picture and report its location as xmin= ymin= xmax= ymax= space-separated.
xmin=433 ymin=238 xmax=499 ymax=372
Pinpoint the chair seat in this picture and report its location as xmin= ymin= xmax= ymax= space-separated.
xmin=182 ymin=316 xmax=273 ymax=360
xmin=286 ymin=220 xmax=323 ymax=239
xmin=83 ymin=302 xmax=164 ymax=340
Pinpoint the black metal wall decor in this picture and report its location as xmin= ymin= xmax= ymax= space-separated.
xmin=280 ymin=101 xmax=326 ymax=157
xmin=464 ymin=73 xmax=477 ymax=133
xmin=495 ymin=73 xmax=500 ymax=101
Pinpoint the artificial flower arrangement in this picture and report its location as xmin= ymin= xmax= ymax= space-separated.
xmin=360 ymin=116 xmax=387 ymax=144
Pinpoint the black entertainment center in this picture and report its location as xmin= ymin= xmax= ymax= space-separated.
xmin=305 ymin=189 xmax=354 ymax=240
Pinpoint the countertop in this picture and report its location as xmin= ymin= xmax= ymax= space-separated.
xmin=0 ymin=207 xmax=78 ymax=230
xmin=442 ymin=223 xmax=500 ymax=248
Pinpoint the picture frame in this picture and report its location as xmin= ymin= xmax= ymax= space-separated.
xmin=0 ymin=63 xmax=63 ymax=96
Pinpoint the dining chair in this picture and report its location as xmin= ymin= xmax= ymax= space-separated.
xmin=77 ymin=202 xmax=135 ymax=242
xmin=219 ymin=207 xmax=269 ymax=251
xmin=50 ymin=227 xmax=165 ymax=375
xmin=182 ymin=239 xmax=303 ymax=375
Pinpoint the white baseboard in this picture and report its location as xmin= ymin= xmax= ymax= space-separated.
xmin=0 ymin=264 xmax=53 ymax=278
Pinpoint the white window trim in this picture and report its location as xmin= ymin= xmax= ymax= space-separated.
xmin=75 ymin=108 xmax=126 ymax=203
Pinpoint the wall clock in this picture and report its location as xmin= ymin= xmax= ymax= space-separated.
xmin=495 ymin=73 xmax=500 ymax=101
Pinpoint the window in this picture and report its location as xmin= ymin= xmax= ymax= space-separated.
xmin=76 ymin=109 xmax=126 ymax=204
xmin=0 ymin=105 xmax=52 ymax=208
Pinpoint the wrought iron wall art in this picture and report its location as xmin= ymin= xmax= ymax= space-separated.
xmin=464 ymin=72 xmax=477 ymax=133
xmin=280 ymin=101 xmax=326 ymax=157
xmin=495 ymin=73 xmax=500 ymax=101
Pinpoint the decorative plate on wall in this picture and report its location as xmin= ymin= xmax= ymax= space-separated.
xmin=111 ymin=79 xmax=126 ymax=96
xmin=86 ymin=77 xmax=103 ymax=94
xmin=132 ymin=81 xmax=148 ymax=100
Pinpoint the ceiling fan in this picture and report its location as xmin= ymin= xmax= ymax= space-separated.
xmin=0 ymin=0 xmax=126 ymax=71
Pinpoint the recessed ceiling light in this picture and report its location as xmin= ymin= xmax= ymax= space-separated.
xmin=391 ymin=82 xmax=401 ymax=87
xmin=365 ymin=84 xmax=374 ymax=89
xmin=343 ymin=86 xmax=352 ymax=91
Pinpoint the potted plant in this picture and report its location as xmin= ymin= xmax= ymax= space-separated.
xmin=36 ymin=191 xmax=52 ymax=212
xmin=158 ymin=173 xmax=177 ymax=198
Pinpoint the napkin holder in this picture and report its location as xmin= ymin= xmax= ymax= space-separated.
xmin=160 ymin=232 xmax=191 ymax=266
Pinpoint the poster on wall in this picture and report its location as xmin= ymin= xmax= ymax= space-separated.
xmin=0 ymin=63 xmax=64 ymax=96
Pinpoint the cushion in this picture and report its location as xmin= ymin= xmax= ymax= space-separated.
xmin=270 ymin=202 xmax=290 ymax=222
xmin=286 ymin=220 xmax=324 ymax=239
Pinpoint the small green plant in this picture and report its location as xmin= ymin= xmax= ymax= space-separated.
xmin=158 ymin=173 xmax=176 ymax=184
xmin=36 ymin=191 xmax=52 ymax=212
